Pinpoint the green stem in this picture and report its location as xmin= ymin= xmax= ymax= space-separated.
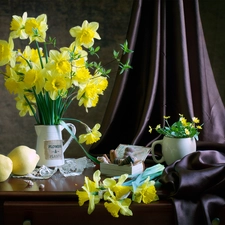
xmin=59 ymin=120 xmax=99 ymax=164
xmin=24 ymin=94 xmax=40 ymax=124
xmin=43 ymin=42 xmax=48 ymax=64
xmin=35 ymin=41 xmax=44 ymax=69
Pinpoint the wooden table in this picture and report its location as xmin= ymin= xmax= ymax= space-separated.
xmin=0 ymin=166 xmax=176 ymax=225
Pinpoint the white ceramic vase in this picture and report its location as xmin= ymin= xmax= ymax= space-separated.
xmin=35 ymin=123 xmax=76 ymax=167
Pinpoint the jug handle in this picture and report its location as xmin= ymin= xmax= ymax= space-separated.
xmin=151 ymin=140 xmax=165 ymax=164
xmin=62 ymin=123 xmax=76 ymax=152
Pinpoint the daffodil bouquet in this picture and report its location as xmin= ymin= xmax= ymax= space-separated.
xmin=0 ymin=12 xmax=133 ymax=162
xmin=76 ymin=165 xmax=164 ymax=217
xmin=149 ymin=114 xmax=203 ymax=140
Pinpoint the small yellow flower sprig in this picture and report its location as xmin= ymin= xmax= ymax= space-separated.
xmin=149 ymin=114 xmax=203 ymax=140
xmin=76 ymin=168 xmax=161 ymax=218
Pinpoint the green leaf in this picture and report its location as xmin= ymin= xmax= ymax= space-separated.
xmin=120 ymin=40 xmax=134 ymax=54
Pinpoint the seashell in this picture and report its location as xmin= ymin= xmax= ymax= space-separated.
xmin=24 ymin=179 xmax=34 ymax=186
xmin=39 ymin=184 xmax=45 ymax=189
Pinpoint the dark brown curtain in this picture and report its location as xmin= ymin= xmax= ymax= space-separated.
xmin=90 ymin=0 xmax=225 ymax=155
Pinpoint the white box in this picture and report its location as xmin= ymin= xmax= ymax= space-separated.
xmin=100 ymin=144 xmax=150 ymax=176
xmin=100 ymin=161 xmax=144 ymax=176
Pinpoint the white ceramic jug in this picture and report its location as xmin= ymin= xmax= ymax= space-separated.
xmin=151 ymin=136 xmax=196 ymax=165
xmin=35 ymin=123 xmax=76 ymax=167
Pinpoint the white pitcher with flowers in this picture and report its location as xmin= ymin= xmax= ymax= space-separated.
xmin=150 ymin=114 xmax=203 ymax=165
xmin=0 ymin=12 xmax=133 ymax=167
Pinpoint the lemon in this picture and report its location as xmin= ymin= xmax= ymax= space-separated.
xmin=8 ymin=145 xmax=40 ymax=175
xmin=0 ymin=154 xmax=13 ymax=182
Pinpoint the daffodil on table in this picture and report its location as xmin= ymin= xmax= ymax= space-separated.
xmin=76 ymin=164 xmax=164 ymax=217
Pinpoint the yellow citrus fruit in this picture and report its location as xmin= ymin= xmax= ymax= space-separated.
xmin=8 ymin=145 xmax=40 ymax=175
xmin=0 ymin=154 xmax=13 ymax=182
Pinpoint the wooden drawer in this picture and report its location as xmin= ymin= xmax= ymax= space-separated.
xmin=3 ymin=200 xmax=175 ymax=225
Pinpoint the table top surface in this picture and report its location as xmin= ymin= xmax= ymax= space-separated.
xmin=0 ymin=166 xmax=97 ymax=200
xmin=0 ymin=164 xmax=168 ymax=201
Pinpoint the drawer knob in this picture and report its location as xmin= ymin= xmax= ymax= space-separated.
xmin=212 ymin=218 xmax=220 ymax=225
xmin=23 ymin=220 xmax=31 ymax=225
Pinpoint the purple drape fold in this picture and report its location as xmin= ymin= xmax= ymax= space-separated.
xmin=160 ymin=150 xmax=225 ymax=225
xmin=90 ymin=0 xmax=225 ymax=155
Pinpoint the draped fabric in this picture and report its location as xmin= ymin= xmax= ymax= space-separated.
xmin=90 ymin=0 xmax=225 ymax=155
xmin=159 ymin=150 xmax=225 ymax=225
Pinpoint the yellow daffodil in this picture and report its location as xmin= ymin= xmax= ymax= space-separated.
xmin=72 ymin=67 xmax=91 ymax=85
xmin=132 ymin=177 xmax=158 ymax=204
xmin=72 ymin=55 xmax=87 ymax=71
xmin=103 ymin=173 xmax=128 ymax=189
xmin=69 ymin=20 xmax=101 ymax=48
xmin=10 ymin=12 xmax=28 ymax=39
xmin=24 ymin=14 xmax=48 ymax=43
xmin=76 ymin=190 xmax=90 ymax=206
xmin=77 ymin=74 xmax=108 ymax=110
xmin=93 ymin=169 xmax=101 ymax=186
xmin=5 ymin=77 xmax=20 ymax=95
xmin=91 ymin=75 xmax=108 ymax=95
xmin=77 ymin=84 xmax=99 ymax=110
xmin=78 ymin=123 xmax=102 ymax=145
xmin=4 ymin=68 xmax=23 ymax=95
xmin=149 ymin=126 xmax=152 ymax=133
xmin=0 ymin=37 xmax=15 ymax=67
xmin=103 ymin=173 xmax=131 ymax=199
xmin=103 ymin=177 xmax=117 ymax=189
xmin=163 ymin=115 xmax=170 ymax=119
xmin=113 ymin=185 xmax=131 ymax=200
xmin=70 ymin=52 xmax=88 ymax=75
xmin=155 ymin=124 xmax=161 ymax=130
xmin=16 ymin=93 xmax=36 ymax=116
xmin=60 ymin=42 xmax=88 ymax=70
xmin=104 ymin=188 xmax=133 ymax=217
xmin=46 ymin=50 xmax=71 ymax=75
xmin=23 ymin=67 xmax=45 ymax=94
xmin=102 ymin=174 xmax=132 ymax=205
xmin=17 ymin=46 xmax=43 ymax=67
xmin=44 ymin=73 xmax=71 ymax=100
xmin=76 ymin=170 xmax=101 ymax=215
